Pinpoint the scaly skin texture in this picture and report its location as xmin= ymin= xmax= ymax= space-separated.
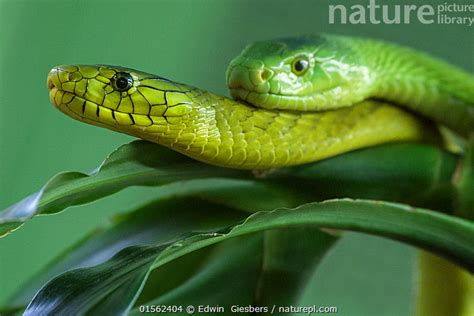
xmin=47 ymin=65 xmax=434 ymax=169
xmin=227 ymin=34 xmax=474 ymax=137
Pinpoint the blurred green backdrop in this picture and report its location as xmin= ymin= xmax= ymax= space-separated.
xmin=0 ymin=0 xmax=472 ymax=315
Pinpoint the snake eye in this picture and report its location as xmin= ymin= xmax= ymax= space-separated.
xmin=112 ymin=72 xmax=133 ymax=92
xmin=291 ymin=56 xmax=310 ymax=76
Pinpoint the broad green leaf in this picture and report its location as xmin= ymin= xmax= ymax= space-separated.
xmin=6 ymin=179 xmax=314 ymax=311
xmin=0 ymin=141 xmax=458 ymax=237
xmin=20 ymin=194 xmax=337 ymax=315
xmin=7 ymin=197 xmax=250 ymax=310
xmin=254 ymin=227 xmax=337 ymax=306
xmin=271 ymin=142 xmax=458 ymax=203
xmin=134 ymin=228 xmax=337 ymax=312
xmin=454 ymin=137 xmax=474 ymax=219
xmin=25 ymin=199 xmax=474 ymax=315
xmin=148 ymin=199 xmax=473 ymax=272
xmin=24 ymin=245 xmax=158 ymax=316
xmin=0 ymin=142 xmax=242 ymax=238
xmin=133 ymin=234 xmax=265 ymax=312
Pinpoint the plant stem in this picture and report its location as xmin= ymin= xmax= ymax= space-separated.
xmin=415 ymin=137 xmax=474 ymax=316
xmin=415 ymin=251 xmax=474 ymax=316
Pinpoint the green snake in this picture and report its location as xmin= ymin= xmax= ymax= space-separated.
xmin=47 ymin=34 xmax=474 ymax=169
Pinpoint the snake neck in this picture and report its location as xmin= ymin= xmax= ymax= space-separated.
xmin=140 ymin=89 xmax=436 ymax=169
xmin=352 ymin=37 xmax=474 ymax=137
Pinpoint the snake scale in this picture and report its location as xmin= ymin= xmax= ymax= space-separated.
xmin=47 ymin=34 xmax=474 ymax=169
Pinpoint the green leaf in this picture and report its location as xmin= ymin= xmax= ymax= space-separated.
xmin=0 ymin=142 xmax=243 ymax=237
xmin=134 ymin=228 xmax=337 ymax=312
xmin=276 ymin=143 xmax=458 ymax=204
xmin=148 ymin=199 xmax=473 ymax=272
xmin=254 ymin=227 xmax=337 ymax=306
xmin=24 ymin=245 xmax=158 ymax=316
xmin=7 ymin=197 xmax=250 ymax=310
xmin=24 ymin=199 xmax=473 ymax=315
xmin=19 ymin=194 xmax=337 ymax=315
xmin=0 ymin=141 xmax=458 ymax=238
xmin=7 ymin=178 xmax=310 ymax=311
xmin=132 ymin=234 xmax=266 ymax=312
xmin=454 ymin=136 xmax=474 ymax=219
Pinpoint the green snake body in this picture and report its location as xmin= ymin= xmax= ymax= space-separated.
xmin=227 ymin=34 xmax=474 ymax=137
xmin=47 ymin=34 xmax=473 ymax=169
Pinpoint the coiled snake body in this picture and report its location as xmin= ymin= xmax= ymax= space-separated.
xmin=47 ymin=34 xmax=474 ymax=169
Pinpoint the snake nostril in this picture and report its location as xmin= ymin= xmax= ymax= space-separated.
xmin=260 ymin=68 xmax=272 ymax=82
xmin=47 ymin=77 xmax=56 ymax=90
xmin=48 ymin=76 xmax=56 ymax=90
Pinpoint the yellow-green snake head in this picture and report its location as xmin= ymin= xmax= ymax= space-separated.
xmin=227 ymin=34 xmax=373 ymax=111
xmin=47 ymin=65 xmax=203 ymax=144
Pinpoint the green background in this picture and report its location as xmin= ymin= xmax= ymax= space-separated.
xmin=0 ymin=0 xmax=472 ymax=315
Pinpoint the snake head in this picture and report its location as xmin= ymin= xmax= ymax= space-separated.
xmin=47 ymin=65 xmax=196 ymax=140
xmin=227 ymin=34 xmax=373 ymax=111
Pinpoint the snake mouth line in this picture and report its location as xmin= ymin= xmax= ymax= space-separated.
xmin=49 ymin=88 xmax=155 ymax=129
xmin=49 ymin=91 xmax=124 ymax=134
xmin=230 ymin=83 xmax=342 ymax=100
xmin=230 ymin=86 xmax=342 ymax=111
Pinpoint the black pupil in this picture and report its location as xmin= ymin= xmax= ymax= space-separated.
xmin=114 ymin=73 xmax=132 ymax=90
xmin=294 ymin=59 xmax=307 ymax=72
